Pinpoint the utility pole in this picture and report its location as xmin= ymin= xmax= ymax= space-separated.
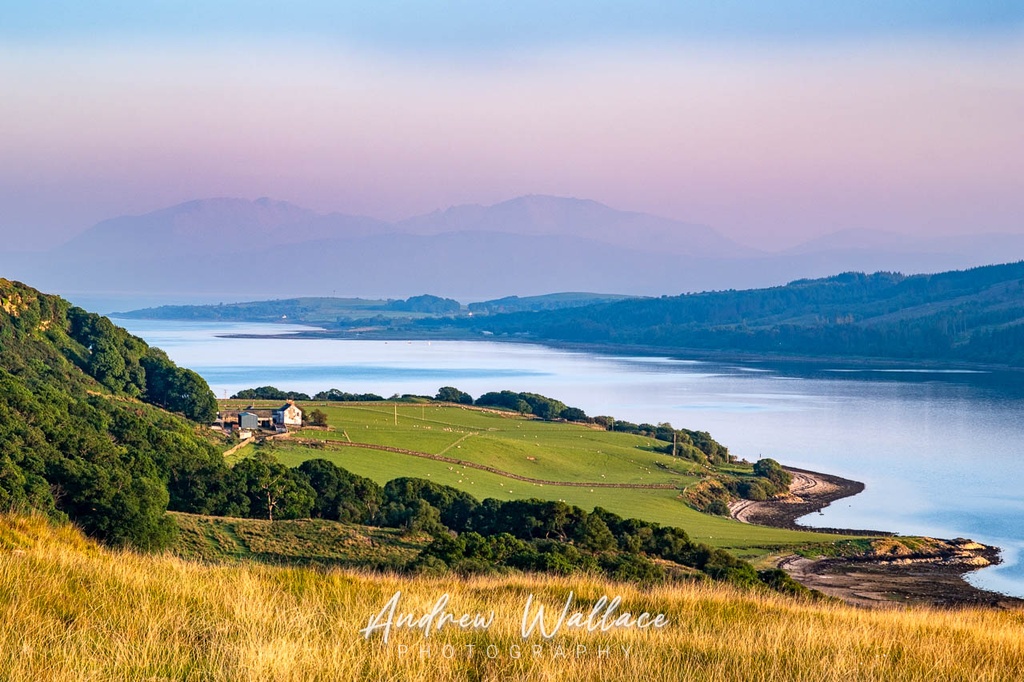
xmin=394 ymin=402 xmax=398 ymax=426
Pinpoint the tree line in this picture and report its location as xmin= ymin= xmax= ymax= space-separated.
xmin=217 ymin=452 xmax=810 ymax=595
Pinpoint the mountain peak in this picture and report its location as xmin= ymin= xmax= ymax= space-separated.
xmin=54 ymin=197 xmax=385 ymax=256
xmin=396 ymin=194 xmax=749 ymax=258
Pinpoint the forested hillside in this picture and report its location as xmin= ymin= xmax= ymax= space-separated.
xmin=447 ymin=262 xmax=1024 ymax=365
xmin=0 ymin=278 xmax=227 ymax=548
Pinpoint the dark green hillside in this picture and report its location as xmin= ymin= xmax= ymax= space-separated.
xmin=0 ymin=278 xmax=229 ymax=549
xmin=447 ymin=262 xmax=1024 ymax=366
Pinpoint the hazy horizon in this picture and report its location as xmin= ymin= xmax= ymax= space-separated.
xmin=2 ymin=3 xmax=1023 ymax=253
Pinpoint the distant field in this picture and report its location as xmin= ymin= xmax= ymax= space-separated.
xmin=224 ymin=401 xmax=852 ymax=554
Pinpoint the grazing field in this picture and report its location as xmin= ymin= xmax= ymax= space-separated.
xmin=2 ymin=514 xmax=1022 ymax=682
xmin=225 ymin=401 xmax=854 ymax=554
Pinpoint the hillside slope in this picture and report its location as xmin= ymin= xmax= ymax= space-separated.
xmin=0 ymin=278 xmax=229 ymax=548
xmin=446 ymin=261 xmax=1024 ymax=366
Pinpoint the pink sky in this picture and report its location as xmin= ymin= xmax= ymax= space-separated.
xmin=2 ymin=38 xmax=1022 ymax=250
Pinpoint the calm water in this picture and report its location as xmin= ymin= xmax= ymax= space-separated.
xmin=115 ymin=318 xmax=1024 ymax=598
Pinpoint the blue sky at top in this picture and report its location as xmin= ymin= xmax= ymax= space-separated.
xmin=5 ymin=1 xmax=1024 ymax=49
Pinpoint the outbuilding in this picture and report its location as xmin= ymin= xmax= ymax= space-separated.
xmin=238 ymin=411 xmax=260 ymax=430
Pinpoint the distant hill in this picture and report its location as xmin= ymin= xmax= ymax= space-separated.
xmin=396 ymin=194 xmax=754 ymax=258
xmin=466 ymin=292 xmax=638 ymax=314
xmin=443 ymin=261 xmax=1024 ymax=367
xmin=53 ymin=197 xmax=389 ymax=258
xmin=116 ymin=292 xmax=636 ymax=325
xmin=2 ymin=196 xmax=755 ymax=300
xmin=4 ymin=194 xmax=1024 ymax=302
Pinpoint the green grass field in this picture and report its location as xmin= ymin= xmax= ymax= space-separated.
xmin=226 ymin=401 xmax=853 ymax=555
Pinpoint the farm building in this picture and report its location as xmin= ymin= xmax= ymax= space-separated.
xmin=217 ymin=409 xmax=275 ymax=433
xmin=274 ymin=401 xmax=303 ymax=427
xmin=238 ymin=411 xmax=260 ymax=430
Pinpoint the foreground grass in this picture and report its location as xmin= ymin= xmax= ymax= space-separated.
xmin=2 ymin=514 xmax=1022 ymax=681
xmin=170 ymin=512 xmax=426 ymax=568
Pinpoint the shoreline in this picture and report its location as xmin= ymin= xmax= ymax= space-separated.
xmin=728 ymin=467 xmax=883 ymax=535
xmin=731 ymin=467 xmax=1024 ymax=609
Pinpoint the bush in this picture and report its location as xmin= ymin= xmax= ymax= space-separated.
xmin=757 ymin=568 xmax=814 ymax=597
xmin=737 ymin=479 xmax=771 ymax=501
xmin=753 ymin=458 xmax=792 ymax=488
xmin=706 ymin=499 xmax=731 ymax=516
xmin=305 ymin=409 xmax=328 ymax=427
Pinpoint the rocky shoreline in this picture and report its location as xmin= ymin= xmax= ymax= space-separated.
xmin=731 ymin=467 xmax=1024 ymax=609
xmin=729 ymin=467 xmax=884 ymax=534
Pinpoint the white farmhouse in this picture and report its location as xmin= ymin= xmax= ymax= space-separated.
xmin=273 ymin=400 xmax=303 ymax=427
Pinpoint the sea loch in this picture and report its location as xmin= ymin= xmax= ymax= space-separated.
xmin=115 ymin=319 xmax=1024 ymax=598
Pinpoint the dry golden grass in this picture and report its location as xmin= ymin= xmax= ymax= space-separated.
xmin=1 ymin=514 xmax=1022 ymax=681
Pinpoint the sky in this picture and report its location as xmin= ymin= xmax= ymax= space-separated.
xmin=2 ymin=1 xmax=1023 ymax=250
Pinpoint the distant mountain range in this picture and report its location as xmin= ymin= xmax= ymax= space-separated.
xmin=3 ymin=195 xmax=1024 ymax=302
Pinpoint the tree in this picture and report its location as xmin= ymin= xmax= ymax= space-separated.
xmin=141 ymin=349 xmax=218 ymax=423
xmin=573 ymin=513 xmax=616 ymax=552
xmin=435 ymin=387 xmax=473 ymax=405
xmin=295 ymin=458 xmax=382 ymax=523
xmin=520 ymin=393 xmax=567 ymax=421
xmin=231 ymin=452 xmax=315 ymax=521
xmin=753 ymin=458 xmax=792 ymax=488
xmin=382 ymin=478 xmax=479 ymax=531
xmin=560 ymin=407 xmax=588 ymax=422
xmin=306 ymin=409 xmax=329 ymax=427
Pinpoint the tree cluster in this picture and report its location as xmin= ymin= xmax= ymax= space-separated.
xmin=0 ymin=279 xmax=227 ymax=547
xmin=231 ymin=386 xmax=387 ymax=402
xmin=386 ymin=294 xmax=461 ymax=314
xmin=63 ymin=307 xmax=218 ymax=423
xmin=239 ymin=456 xmax=806 ymax=594
xmin=474 ymin=390 xmax=588 ymax=422
xmin=687 ymin=458 xmax=794 ymax=514
xmin=232 ymin=386 xmax=311 ymax=401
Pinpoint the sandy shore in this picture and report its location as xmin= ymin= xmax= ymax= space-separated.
xmin=731 ymin=467 xmax=1023 ymax=609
